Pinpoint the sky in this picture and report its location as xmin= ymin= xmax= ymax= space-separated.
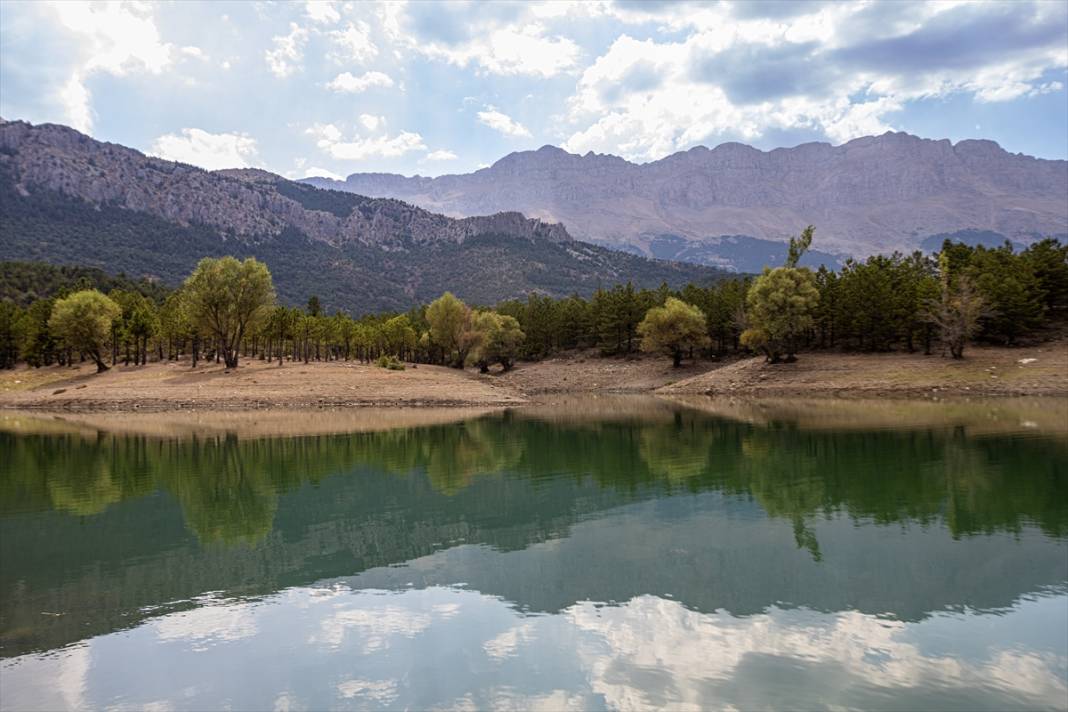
xmin=1 ymin=0 xmax=1066 ymax=179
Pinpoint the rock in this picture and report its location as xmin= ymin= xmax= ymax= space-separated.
xmin=303 ymin=132 xmax=1068 ymax=260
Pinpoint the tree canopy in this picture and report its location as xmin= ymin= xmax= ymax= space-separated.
xmin=181 ymin=257 xmax=275 ymax=368
xmin=638 ymin=297 xmax=710 ymax=367
xmin=47 ymin=290 xmax=122 ymax=372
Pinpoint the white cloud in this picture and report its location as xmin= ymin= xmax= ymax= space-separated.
xmin=58 ymin=75 xmax=94 ymax=134
xmin=325 ymin=70 xmax=394 ymax=93
xmin=557 ymin=2 xmax=1068 ymax=160
xmin=359 ymin=114 xmax=385 ymax=131
xmin=309 ymin=123 xmax=427 ymax=162
xmin=329 ymin=21 xmax=378 ymax=63
xmin=180 ymin=46 xmax=206 ymax=60
xmin=303 ymin=166 xmax=347 ymax=180
xmin=305 ymin=122 xmax=343 ymax=143
xmin=265 ymin=22 xmax=309 ymax=78
xmin=416 ymin=23 xmax=580 ymax=77
xmin=305 ymin=0 xmax=340 ymax=25
xmin=150 ymin=128 xmax=259 ymax=171
xmin=477 ymin=107 xmax=531 ymax=138
xmin=45 ymin=0 xmax=173 ymax=132
xmin=426 ymin=149 xmax=458 ymax=161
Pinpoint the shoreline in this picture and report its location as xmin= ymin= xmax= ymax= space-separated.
xmin=0 ymin=339 xmax=1064 ymax=413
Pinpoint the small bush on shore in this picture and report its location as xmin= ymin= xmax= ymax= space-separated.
xmin=376 ymin=355 xmax=405 ymax=371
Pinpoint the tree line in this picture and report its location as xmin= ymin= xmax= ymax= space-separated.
xmin=0 ymin=233 xmax=1064 ymax=372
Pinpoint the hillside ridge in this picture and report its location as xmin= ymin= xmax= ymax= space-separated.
xmin=301 ymin=131 xmax=1068 ymax=267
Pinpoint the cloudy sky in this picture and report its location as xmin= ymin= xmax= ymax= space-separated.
xmin=1 ymin=0 xmax=1065 ymax=178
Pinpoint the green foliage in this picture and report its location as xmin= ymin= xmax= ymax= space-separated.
xmin=375 ymin=354 xmax=405 ymax=370
xmin=181 ymin=257 xmax=275 ymax=368
xmin=48 ymin=290 xmax=122 ymax=372
xmin=469 ymin=311 xmax=525 ymax=372
xmin=0 ymin=300 xmax=22 ymax=368
xmin=0 ymin=261 xmax=168 ymax=307
xmin=273 ymin=181 xmax=362 ymax=218
xmin=741 ymin=266 xmax=820 ymax=362
xmin=426 ymin=292 xmax=470 ymax=367
xmin=637 ymin=297 xmax=710 ymax=367
xmin=785 ymin=225 xmax=815 ymax=268
xmin=1021 ymin=238 xmax=1068 ymax=311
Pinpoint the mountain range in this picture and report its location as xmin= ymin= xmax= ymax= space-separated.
xmin=302 ymin=134 xmax=1068 ymax=272
xmin=0 ymin=120 xmax=720 ymax=313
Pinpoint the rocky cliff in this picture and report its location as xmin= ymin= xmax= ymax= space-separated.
xmin=0 ymin=119 xmax=720 ymax=312
xmin=302 ymin=134 xmax=1068 ymax=266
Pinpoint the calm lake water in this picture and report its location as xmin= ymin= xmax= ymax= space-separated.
xmin=1 ymin=398 xmax=1066 ymax=711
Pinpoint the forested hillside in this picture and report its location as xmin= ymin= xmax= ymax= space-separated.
xmin=0 ymin=120 xmax=723 ymax=313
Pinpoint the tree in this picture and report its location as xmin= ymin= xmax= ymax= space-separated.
xmin=1022 ymin=238 xmax=1068 ymax=311
xmin=382 ymin=315 xmax=418 ymax=360
xmin=786 ymin=225 xmax=815 ymax=268
xmin=426 ymin=292 xmax=469 ymax=367
xmin=181 ymin=257 xmax=275 ymax=369
xmin=48 ymin=290 xmax=122 ymax=372
xmin=740 ymin=267 xmax=820 ymax=362
xmin=968 ymin=244 xmax=1044 ymax=345
xmin=469 ymin=311 xmax=525 ymax=372
xmin=925 ymin=254 xmax=986 ymax=359
xmin=0 ymin=301 xmax=22 ymax=369
xmin=637 ymin=297 xmax=710 ymax=367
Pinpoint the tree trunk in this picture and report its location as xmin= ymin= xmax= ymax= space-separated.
xmin=672 ymin=349 xmax=682 ymax=368
xmin=91 ymin=350 xmax=109 ymax=373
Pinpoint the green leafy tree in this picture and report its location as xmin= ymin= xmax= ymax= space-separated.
xmin=469 ymin=311 xmax=525 ymax=372
xmin=181 ymin=257 xmax=275 ymax=368
xmin=637 ymin=297 xmax=710 ymax=367
xmin=48 ymin=289 xmax=122 ymax=372
xmin=17 ymin=298 xmax=57 ymax=367
xmin=427 ymin=292 xmax=471 ymax=367
xmin=741 ymin=268 xmax=820 ymax=362
xmin=0 ymin=300 xmax=22 ymax=369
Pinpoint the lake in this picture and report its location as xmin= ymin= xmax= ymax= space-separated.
xmin=1 ymin=398 xmax=1066 ymax=711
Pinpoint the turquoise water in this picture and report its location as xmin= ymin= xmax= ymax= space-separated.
xmin=1 ymin=400 xmax=1066 ymax=710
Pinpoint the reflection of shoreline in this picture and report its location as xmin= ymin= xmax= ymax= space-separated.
xmin=3 ymin=394 xmax=1066 ymax=441
xmin=663 ymin=395 xmax=1068 ymax=438
xmin=0 ymin=407 xmax=499 ymax=441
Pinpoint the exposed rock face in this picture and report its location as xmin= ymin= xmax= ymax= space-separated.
xmin=0 ymin=119 xmax=571 ymax=249
xmin=0 ymin=119 xmax=721 ymax=312
xmin=302 ymin=135 xmax=1068 ymax=261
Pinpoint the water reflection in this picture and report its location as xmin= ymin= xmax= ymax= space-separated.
xmin=0 ymin=398 xmax=1066 ymax=710
xmin=2 ymin=585 xmax=1065 ymax=711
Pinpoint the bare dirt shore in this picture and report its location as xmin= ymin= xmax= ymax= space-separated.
xmin=1 ymin=340 xmax=1064 ymax=413
xmin=486 ymin=349 xmax=727 ymax=396
xmin=0 ymin=359 xmax=526 ymax=412
xmin=659 ymin=340 xmax=1068 ymax=398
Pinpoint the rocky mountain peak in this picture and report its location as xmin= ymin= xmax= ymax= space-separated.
xmin=302 ymin=132 xmax=1066 ymax=264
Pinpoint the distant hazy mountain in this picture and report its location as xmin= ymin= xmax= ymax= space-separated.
xmin=302 ymin=133 xmax=1068 ymax=271
xmin=0 ymin=120 xmax=722 ymax=312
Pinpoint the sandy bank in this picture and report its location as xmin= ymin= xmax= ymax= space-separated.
xmin=0 ymin=359 xmax=525 ymax=412
xmin=1 ymin=341 xmax=1064 ymax=414
xmin=659 ymin=341 xmax=1068 ymax=398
